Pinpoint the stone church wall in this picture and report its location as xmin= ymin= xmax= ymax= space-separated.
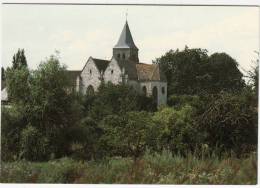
xmin=139 ymin=81 xmax=167 ymax=107
xmin=103 ymin=58 xmax=123 ymax=84
xmin=80 ymin=58 xmax=102 ymax=93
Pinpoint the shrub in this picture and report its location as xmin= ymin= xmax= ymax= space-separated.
xmin=152 ymin=106 xmax=201 ymax=155
xmin=20 ymin=125 xmax=49 ymax=161
xmin=1 ymin=106 xmax=26 ymax=161
xmin=198 ymin=92 xmax=257 ymax=156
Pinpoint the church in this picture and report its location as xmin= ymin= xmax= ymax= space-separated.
xmin=73 ymin=21 xmax=167 ymax=106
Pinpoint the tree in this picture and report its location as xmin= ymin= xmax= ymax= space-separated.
xmin=88 ymin=82 xmax=156 ymax=121
xmin=101 ymin=111 xmax=155 ymax=160
xmin=247 ymin=51 xmax=259 ymax=96
xmin=153 ymin=46 xmax=208 ymax=95
xmin=5 ymin=49 xmax=30 ymax=103
xmin=11 ymin=49 xmax=27 ymax=69
xmin=152 ymin=106 xmax=200 ymax=155
xmin=5 ymin=66 xmax=30 ymax=103
xmin=202 ymin=53 xmax=245 ymax=93
xmin=25 ymin=55 xmax=81 ymax=158
xmin=154 ymin=47 xmax=245 ymax=96
xmin=198 ymin=91 xmax=257 ymax=156
xmin=2 ymin=67 xmax=6 ymax=89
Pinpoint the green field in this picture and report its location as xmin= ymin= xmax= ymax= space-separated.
xmin=1 ymin=151 xmax=257 ymax=184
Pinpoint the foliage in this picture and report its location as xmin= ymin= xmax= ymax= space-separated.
xmin=101 ymin=111 xmax=156 ymax=160
xmin=20 ymin=125 xmax=49 ymax=161
xmin=202 ymin=53 xmax=245 ymax=93
xmin=5 ymin=66 xmax=30 ymax=103
xmin=67 ymin=117 xmax=102 ymax=160
xmin=1 ymin=152 xmax=256 ymax=184
xmin=154 ymin=47 xmax=245 ymax=96
xmin=11 ymin=49 xmax=27 ymax=69
xmin=152 ymin=106 xmax=201 ymax=155
xmin=87 ymin=83 xmax=156 ymax=121
xmin=1 ymin=106 xmax=26 ymax=161
xmin=198 ymin=91 xmax=258 ymax=156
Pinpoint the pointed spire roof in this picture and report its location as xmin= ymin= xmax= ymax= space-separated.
xmin=114 ymin=21 xmax=138 ymax=50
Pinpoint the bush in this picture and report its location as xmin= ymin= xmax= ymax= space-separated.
xmin=1 ymin=106 xmax=26 ymax=161
xmin=152 ymin=106 xmax=201 ymax=155
xmin=1 ymin=153 xmax=256 ymax=184
xmin=20 ymin=125 xmax=49 ymax=161
xmin=198 ymin=92 xmax=257 ymax=156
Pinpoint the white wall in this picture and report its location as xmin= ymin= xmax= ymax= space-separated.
xmin=80 ymin=58 xmax=102 ymax=93
xmin=103 ymin=58 xmax=123 ymax=84
xmin=139 ymin=81 xmax=167 ymax=107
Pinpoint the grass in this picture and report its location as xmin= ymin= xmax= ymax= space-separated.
xmin=1 ymin=151 xmax=257 ymax=184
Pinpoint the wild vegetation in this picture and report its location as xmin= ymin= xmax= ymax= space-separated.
xmin=1 ymin=47 xmax=258 ymax=184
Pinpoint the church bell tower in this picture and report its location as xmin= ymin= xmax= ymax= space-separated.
xmin=113 ymin=21 xmax=139 ymax=62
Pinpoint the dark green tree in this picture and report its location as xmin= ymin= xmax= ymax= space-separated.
xmin=12 ymin=49 xmax=27 ymax=69
xmin=201 ymin=53 xmax=245 ymax=93
xmin=154 ymin=47 xmax=245 ymax=96
xmin=101 ymin=111 xmax=155 ymax=160
xmin=2 ymin=67 xmax=6 ymax=89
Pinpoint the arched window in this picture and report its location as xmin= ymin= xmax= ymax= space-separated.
xmin=111 ymin=70 xmax=114 ymax=74
xmin=117 ymin=54 xmax=120 ymax=59
xmin=142 ymin=86 xmax=147 ymax=96
xmin=152 ymin=86 xmax=158 ymax=105
xmin=86 ymin=85 xmax=94 ymax=96
xmin=122 ymin=53 xmax=126 ymax=59
xmin=161 ymin=87 xmax=165 ymax=94
xmin=89 ymin=69 xmax=92 ymax=74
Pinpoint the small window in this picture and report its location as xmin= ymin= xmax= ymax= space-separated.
xmin=89 ymin=69 xmax=92 ymax=74
xmin=111 ymin=70 xmax=114 ymax=74
xmin=122 ymin=53 xmax=125 ymax=59
xmin=117 ymin=54 xmax=120 ymax=59
xmin=162 ymin=87 xmax=165 ymax=94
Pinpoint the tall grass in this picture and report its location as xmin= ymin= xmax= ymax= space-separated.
xmin=1 ymin=151 xmax=257 ymax=184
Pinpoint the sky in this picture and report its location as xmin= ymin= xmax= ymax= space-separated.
xmin=2 ymin=4 xmax=259 ymax=74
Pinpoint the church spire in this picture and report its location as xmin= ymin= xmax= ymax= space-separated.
xmin=114 ymin=21 xmax=138 ymax=50
xmin=113 ymin=21 xmax=139 ymax=62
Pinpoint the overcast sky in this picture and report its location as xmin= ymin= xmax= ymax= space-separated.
xmin=2 ymin=5 xmax=259 ymax=73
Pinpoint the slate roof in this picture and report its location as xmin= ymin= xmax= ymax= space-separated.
xmin=92 ymin=58 xmax=110 ymax=73
xmin=136 ymin=63 xmax=167 ymax=82
xmin=114 ymin=21 xmax=138 ymax=50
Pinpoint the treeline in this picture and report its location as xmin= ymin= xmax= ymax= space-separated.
xmin=1 ymin=47 xmax=258 ymax=162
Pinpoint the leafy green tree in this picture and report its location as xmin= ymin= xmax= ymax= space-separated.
xmin=153 ymin=46 xmax=208 ymax=95
xmin=5 ymin=66 xmax=30 ymax=103
xmin=198 ymin=91 xmax=257 ymax=156
xmin=2 ymin=67 xmax=5 ymax=89
xmin=67 ymin=117 xmax=102 ymax=160
xmin=247 ymin=52 xmax=259 ymax=96
xmin=20 ymin=125 xmax=49 ymax=161
xmin=25 ymin=55 xmax=81 ymax=158
xmin=154 ymin=47 xmax=245 ymax=96
xmin=11 ymin=49 xmax=27 ymax=69
xmin=152 ymin=106 xmax=200 ymax=155
xmin=1 ymin=106 xmax=26 ymax=161
xmin=201 ymin=53 xmax=245 ymax=93
xmin=88 ymin=82 xmax=156 ymax=121
xmin=101 ymin=111 xmax=155 ymax=160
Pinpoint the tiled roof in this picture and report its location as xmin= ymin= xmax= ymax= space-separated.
xmin=92 ymin=58 xmax=110 ymax=73
xmin=136 ymin=63 xmax=167 ymax=82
